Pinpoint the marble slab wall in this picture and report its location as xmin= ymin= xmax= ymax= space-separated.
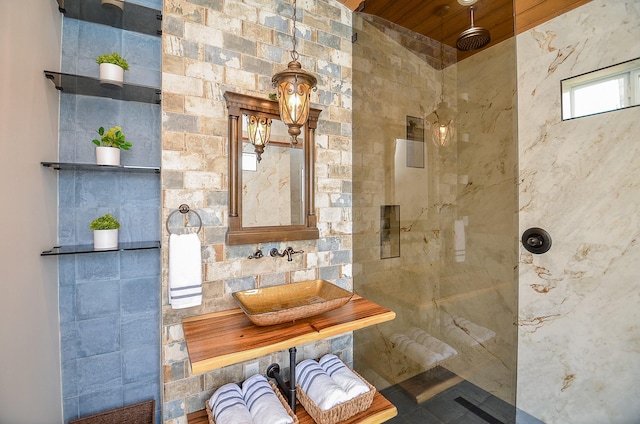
xmin=516 ymin=0 xmax=640 ymax=422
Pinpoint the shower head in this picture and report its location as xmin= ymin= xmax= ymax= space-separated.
xmin=456 ymin=6 xmax=491 ymax=51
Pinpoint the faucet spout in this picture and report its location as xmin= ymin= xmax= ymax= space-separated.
xmin=270 ymin=247 xmax=304 ymax=261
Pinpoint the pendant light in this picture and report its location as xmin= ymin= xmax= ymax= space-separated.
xmin=247 ymin=115 xmax=272 ymax=162
xmin=426 ymin=5 xmax=456 ymax=148
xmin=272 ymin=0 xmax=317 ymax=145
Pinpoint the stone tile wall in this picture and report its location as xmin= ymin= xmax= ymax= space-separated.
xmin=160 ymin=0 xmax=354 ymax=422
xmin=57 ymin=1 xmax=162 ymax=421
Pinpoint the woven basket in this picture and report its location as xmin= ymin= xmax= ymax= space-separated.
xmin=69 ymin=399 xmax=155 ymax=424
xmin=206 ymin=381 xmax=298 ymax=424
xmin=296 ymin=369 xmax=375 ymax=424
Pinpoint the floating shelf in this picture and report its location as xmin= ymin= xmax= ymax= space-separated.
xmin=42 ymin=162 xmax=160 ymax=173
xmin=182 ymin=295 xmax=396 ymax=374
xmin=41 ymin=240 xmax=160 ymax=256
xmin=44 ymin=71 xmax=161 ymax=104
xmin=186 ymin=392 xmax=397 ymax=424
xmin=56 ymin=0 xmax=162 ymax=37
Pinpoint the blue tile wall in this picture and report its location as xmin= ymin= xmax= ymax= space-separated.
xmin=58 ymin=7 xmax=161 ymax=423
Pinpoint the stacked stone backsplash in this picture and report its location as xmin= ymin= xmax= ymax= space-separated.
xmin=161 ymin=0 xmax=354 ymax=422
xmin=58 ymin=0 xmax=162 ymax=422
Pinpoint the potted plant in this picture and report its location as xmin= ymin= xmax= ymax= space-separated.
xmin=90 ymin=213 xmax=120 ymax=250
xmin=92 ymin=125 xmax=132 ymax=166
xmin=96 ymin=52 xmax=129 ymax=87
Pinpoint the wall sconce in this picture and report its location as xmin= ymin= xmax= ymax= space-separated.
xmin=247 ymin=115 xmax=272 ymax=162
xmin=427 ymin=5 xmax=457 ymax=148
xmin=272 ymin=0 xmax=317 ymax=144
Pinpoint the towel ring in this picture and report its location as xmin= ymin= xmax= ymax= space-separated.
xmin=166 ymin=204 xmax=203 ymax=235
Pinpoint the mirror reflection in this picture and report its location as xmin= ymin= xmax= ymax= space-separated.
xmin=562 ymin=57 xmax=640 ymax=120
xmin=242 ymin=115 xmax=304 ymax=227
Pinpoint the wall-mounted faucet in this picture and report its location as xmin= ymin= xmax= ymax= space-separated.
xmin=270 ymin=246 xmax=304 ymax=261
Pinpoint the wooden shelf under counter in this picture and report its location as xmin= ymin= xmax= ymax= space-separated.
xmin=186 ymin=392 xmax=397 ymax=424
xmin=182 ymin=295 xmax=396 ymax=374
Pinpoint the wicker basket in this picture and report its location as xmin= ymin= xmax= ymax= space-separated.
xmin=69 ymin=399 xmax=155 ymax=424
xmin=296 ymin=369 xmax=375 ymax=424
xmin=206 ymin=381 xmax=298 ymax=424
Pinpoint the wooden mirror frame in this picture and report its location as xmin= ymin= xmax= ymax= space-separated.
xmin=224 ymin=91 xmax=321 ymax=245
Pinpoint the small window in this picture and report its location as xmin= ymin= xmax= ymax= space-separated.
xmin=561 ymin=57 xmax=640 ymax=120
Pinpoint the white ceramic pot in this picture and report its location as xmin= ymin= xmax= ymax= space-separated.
xmin=93 ymin=229 xmax=118 ymax=250
xmin=101 ymin=0 xmax=124 ymax=10
xmin=96 ymin=146 xmax=121 ymax=166
xmin=99 ymin=62 xmax=124 ymax=87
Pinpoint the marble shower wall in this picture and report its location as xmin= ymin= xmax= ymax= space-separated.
xmin=516 ymin=0 xmax=640 ymax=422
xmin=160 ymin=1 xmax=354 ymax=422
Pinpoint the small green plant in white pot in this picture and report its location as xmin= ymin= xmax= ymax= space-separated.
xmin=90 ymin=213 xmax=120 ymax=250
xmin=96 ymin=52 xmax=129 ymax=87
xmin=92 ymin=125 xmax=132 ymax=166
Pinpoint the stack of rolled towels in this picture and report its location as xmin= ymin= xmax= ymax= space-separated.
xmin=390 ymin=327 xmax=458 ymax=368
xmin=295 ymin=354 xmax=370 ymax=411
xmin=208 ymin=374 xmax=294 ymax=424
xmin=444 ymin=315 xmax=496 ymax=347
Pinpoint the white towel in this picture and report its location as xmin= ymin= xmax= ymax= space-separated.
xmin=242 ymin=374 xmax=293 ymax=424
xmin=406 ymin=327 xmax=458 ymax=359
xmin=319 ymin=354 xmax=369 ymax=399
xmin=296 ymin=359 xmax=350 ymax=411
xmin=452 ymin=316 xmax=496 ymax=345
xmin=390 ymin=333 xmax=443 ymax=368
xmin=454 ymin=219 xmax=466 ymax=262
xmin=208 ymin=383 xmax=253 ymax=424
xmin=169 ymin=233 xmax=202 ymax=309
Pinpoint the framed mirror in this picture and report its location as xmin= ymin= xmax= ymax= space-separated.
xmin=224 ymin=91 xmax=321 ymax=245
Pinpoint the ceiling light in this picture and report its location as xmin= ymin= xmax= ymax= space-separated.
xmin=457 ymin=0 xmax=478 ymax=5
xmin=272 ymin=0 xmax=317 ymax=145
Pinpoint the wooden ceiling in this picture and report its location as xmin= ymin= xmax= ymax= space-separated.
xmin=337 ymin=0 xmax=592 ymax=61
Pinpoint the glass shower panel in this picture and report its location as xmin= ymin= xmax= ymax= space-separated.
xmin=352 ymin=9 xmax=518 ymax=421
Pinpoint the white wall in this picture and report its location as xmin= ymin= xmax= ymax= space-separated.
xmin=0 ymin=0 xmax=63 ymax=422
xmin=517 ymin=1 xmax=640 ymax=422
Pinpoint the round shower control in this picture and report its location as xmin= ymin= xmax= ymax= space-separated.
xmin=521 ymin=227 xmax=552 ymax=254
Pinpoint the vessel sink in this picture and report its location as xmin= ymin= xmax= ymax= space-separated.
xmin=232 ymin=280 xmax=353 ymax=326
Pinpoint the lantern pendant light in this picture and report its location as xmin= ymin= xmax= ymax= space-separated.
xmin=248 ymin=115 xmax=272 ymax=162
xmin=272 ymin=0 xmax=317 ymax=145
xmin=426 ymin=5 xmax=456 ymax=148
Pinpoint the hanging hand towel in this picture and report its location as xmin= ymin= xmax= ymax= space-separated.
xmin=169 ymin=233 xmax=202 ymax=309
xmin=242 ymin=374 xmax=294 ymax=424
xmin=454 ymin=219 xmax=466 ymax=262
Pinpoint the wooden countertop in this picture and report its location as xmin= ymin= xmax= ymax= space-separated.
xmin=186 ymin=391 xmax=397 ymax=424
xmin=183 ymin=295 xmax=395 ymax=374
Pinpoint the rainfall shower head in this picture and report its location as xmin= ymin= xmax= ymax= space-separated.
xmin=456 ymin=6 xmax=491 ymax=51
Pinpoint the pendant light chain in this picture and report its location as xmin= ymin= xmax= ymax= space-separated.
xmin=291 ymin=0 xmax=299 ymax=62
xmin=439 ymin=12 xmax=445 ymax=102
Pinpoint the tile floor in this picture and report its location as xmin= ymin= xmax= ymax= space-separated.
xmin=380 ymin=379 xmax=545 ymax=424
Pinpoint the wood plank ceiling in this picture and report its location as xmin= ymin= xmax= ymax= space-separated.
xmin=336 ymin=0 xmax=592 ymax=61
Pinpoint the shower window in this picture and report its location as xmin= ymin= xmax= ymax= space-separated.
xmin=561 ymin=57 xmax=640 ymax=120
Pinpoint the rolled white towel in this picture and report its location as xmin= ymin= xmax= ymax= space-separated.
xmin=453 ymin=316 xmax=496 ymax=344
xmin=242 ymin=374 xmax=293 ymax=424
xmin=319 ymin=354 xmax=369 ymax=399
xmin=295 ymin=359 xmax=350 ymax=410
xmin=208 ymin=383 xmax=253 ymax=424
xmin=390 ymin=333 xmax=443 ymax=368
xmin=406 ymin=327 xmax=458 ymax=359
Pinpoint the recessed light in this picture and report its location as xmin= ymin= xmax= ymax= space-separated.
xmin=457 ymin=0 xmax=478 ymax=5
